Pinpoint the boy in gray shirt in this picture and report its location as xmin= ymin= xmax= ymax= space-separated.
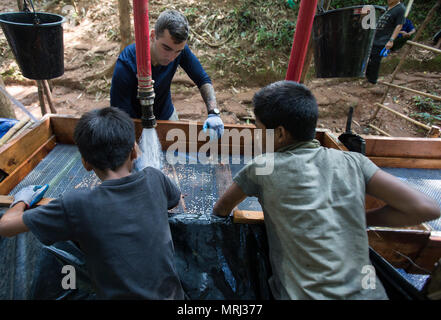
xmin=213 ymin=80 xmax=440 ymax=299
xmin=0 ymin=107 xmax=185 ymax=299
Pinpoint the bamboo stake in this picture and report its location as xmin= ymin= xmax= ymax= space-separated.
xmin=0 ymin=119 xmax=29 ymax=147
xmin=407 ymin=40 xmax=441 ymax=54
xmin=378 ymin=81 xmax=441 ymax=102
xmin=368 ymin=123 xmax=391 ymax=137
xmin=373 ymin=103 xmax=431 ymax=131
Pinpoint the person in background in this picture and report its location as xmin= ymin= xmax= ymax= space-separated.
xmin=365 ymin=0 xmax=406 ymax=84
xmin=213 ymin=80 xmax=440 ymax=300
xmin=110 ymin=9 xmax=224 ymax=139
xmin=391 ymin=18 xmax=416 ymax=51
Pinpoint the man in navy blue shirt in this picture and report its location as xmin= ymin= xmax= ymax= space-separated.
xmin=110 ymin=10 xmax=224 ymax=138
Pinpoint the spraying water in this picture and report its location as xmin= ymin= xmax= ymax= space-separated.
xmin=135 ymin=128 xmax=162 ymax=171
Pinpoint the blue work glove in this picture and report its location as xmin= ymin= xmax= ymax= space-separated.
xmin=203 ymin=114 xmax=224 ymax=140
xmin=380 ymin=47 xmax=390 ymax=57
xmin=10 ymin=184 xmax=49 ymax=208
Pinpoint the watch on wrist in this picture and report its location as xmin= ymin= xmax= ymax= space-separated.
xmin=389 ymin=38 xmax=395 ymax=42
xmin=208 ymin=108 xmax=220 ymax=116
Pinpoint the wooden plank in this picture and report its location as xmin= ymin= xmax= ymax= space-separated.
xmin=369 ymin=156 xmax=441 ymax=169
xmin=0 ymin=136 xmax=56 ymax=195
xmin=364 ymin=136 xmax=441 ymax=159
xmin=0 ymin=118 xmax=52 ymax=175
xmin=411 ymin=232 xmax=441 ymax=273
xmin=321 ymin=131 xmax=346 ymax=150
xmin=233 ymin=210 xmax=264 ymax=224
xmin=368 ymin=229 xmax=431 ymax=272
xmin=0 ymin=195 xmax=54 ymax=207
xmin=49 ymin=115 xmax=78 ymax=144
xmin=138 ymin=120 xmax=258 ymax=155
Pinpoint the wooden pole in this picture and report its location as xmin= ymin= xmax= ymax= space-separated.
xmin=368 ymin=124 xmax=392 ymax=137
xmin=42 ymin=80 xmax=57 ymax=113
xmin=406 ymin=40 xmax=441 ymax=54
xmin=373 ymin=103 xmax=431 ymax=131
xmin=371 ymin=0 xmax=441 ymax=119
xmin=379 ymin=81 xmax=441 ymax=102
xmin=36 ymin=81 xmax=47 ymax=116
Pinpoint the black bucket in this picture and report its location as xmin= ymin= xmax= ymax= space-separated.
xmin=312 ymin=5 xmax=385 ymax=78
xmin=0 ymin=12 xmax=65 ymax=80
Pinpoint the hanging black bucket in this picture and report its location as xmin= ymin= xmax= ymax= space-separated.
xmin=0 ymin=12 xmax=65 ymax=80
xmin=312 ymin=5 xmax=385 ymax=78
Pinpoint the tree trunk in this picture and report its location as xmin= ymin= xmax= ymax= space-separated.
xmin=119 ymin=0 xmax=133 ymax=51
xmin=86 ymin=0 xmax=132 ymax=81
xmin=0 ymin=76 xmax=17 ymax=119
xmin=17 ymin=0 xmax=24 ymax=11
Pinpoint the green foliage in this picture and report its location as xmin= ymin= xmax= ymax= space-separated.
xmin=228 ymin=0 xmax=297 ymax=49
xmin=411 ymin=96 xmax=441 ymax=125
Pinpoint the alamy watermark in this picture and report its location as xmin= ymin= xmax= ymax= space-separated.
xmin=361 ymin=265 xmax=376 ymax=290
xmin=61 ymin=265 xmax=76 ymax=290
xmin=361 ymin=5 xmax=377 ymax=30
xmin=163 ymin=123 xmax=275 ymax=175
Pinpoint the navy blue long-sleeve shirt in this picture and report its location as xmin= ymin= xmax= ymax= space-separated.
xmin=110 ymin=43 xmax=212 ymax=120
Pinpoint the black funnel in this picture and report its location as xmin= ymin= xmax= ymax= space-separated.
xmin=338 ymin=107 xmax=366 ymax=154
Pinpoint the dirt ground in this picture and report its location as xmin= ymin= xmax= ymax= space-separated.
xmin=1 ymin=0 xmax=440 ymax=138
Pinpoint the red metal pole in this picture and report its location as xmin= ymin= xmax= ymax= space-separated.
xmin=285 ymin=0 xmax=318 ymax=82
xmin=133 ymin=0 xmax=152 ymax=89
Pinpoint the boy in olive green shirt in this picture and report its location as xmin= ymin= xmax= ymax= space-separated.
xmin=214 ymin=81 xmax=440 ymax=300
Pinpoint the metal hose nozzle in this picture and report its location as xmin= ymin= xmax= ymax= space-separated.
xmin=138 ymin=84 xmax=156 ymax=129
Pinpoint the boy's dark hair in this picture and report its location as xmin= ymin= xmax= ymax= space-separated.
xmin=74 ymin=107 xmax=135 ymax=171
xmin=155 ymin=10 xmax=189 ymax=43
xmin=253 ymin=80 xmax=318 ymax=141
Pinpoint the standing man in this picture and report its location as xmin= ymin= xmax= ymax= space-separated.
xmin=110 ymin=9 xmax=224 ymax=138
xmin=365 ymin=0 xmax=405 ymax=84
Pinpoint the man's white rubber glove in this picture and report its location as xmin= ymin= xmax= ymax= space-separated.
xmin=10 ymin=184 xmax=49 ymax=208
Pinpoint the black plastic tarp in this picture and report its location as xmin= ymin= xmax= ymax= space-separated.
xmin=0 ymin=209 xmax=272 ymax=300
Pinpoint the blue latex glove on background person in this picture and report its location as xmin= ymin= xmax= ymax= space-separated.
xmin=10 ymin=184 xmax=49 ymax=208
xmin=380 ymin=47 xmax=390 ymax=57
xmin=203 ymin=114 xmax=224 ymax=140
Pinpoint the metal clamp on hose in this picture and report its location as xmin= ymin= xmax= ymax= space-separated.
xmin=137 ymin=82 xmax=156 ymax=129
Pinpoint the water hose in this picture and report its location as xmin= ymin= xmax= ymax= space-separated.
xmin=133 ymin=0 xmax=156 ymax=128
